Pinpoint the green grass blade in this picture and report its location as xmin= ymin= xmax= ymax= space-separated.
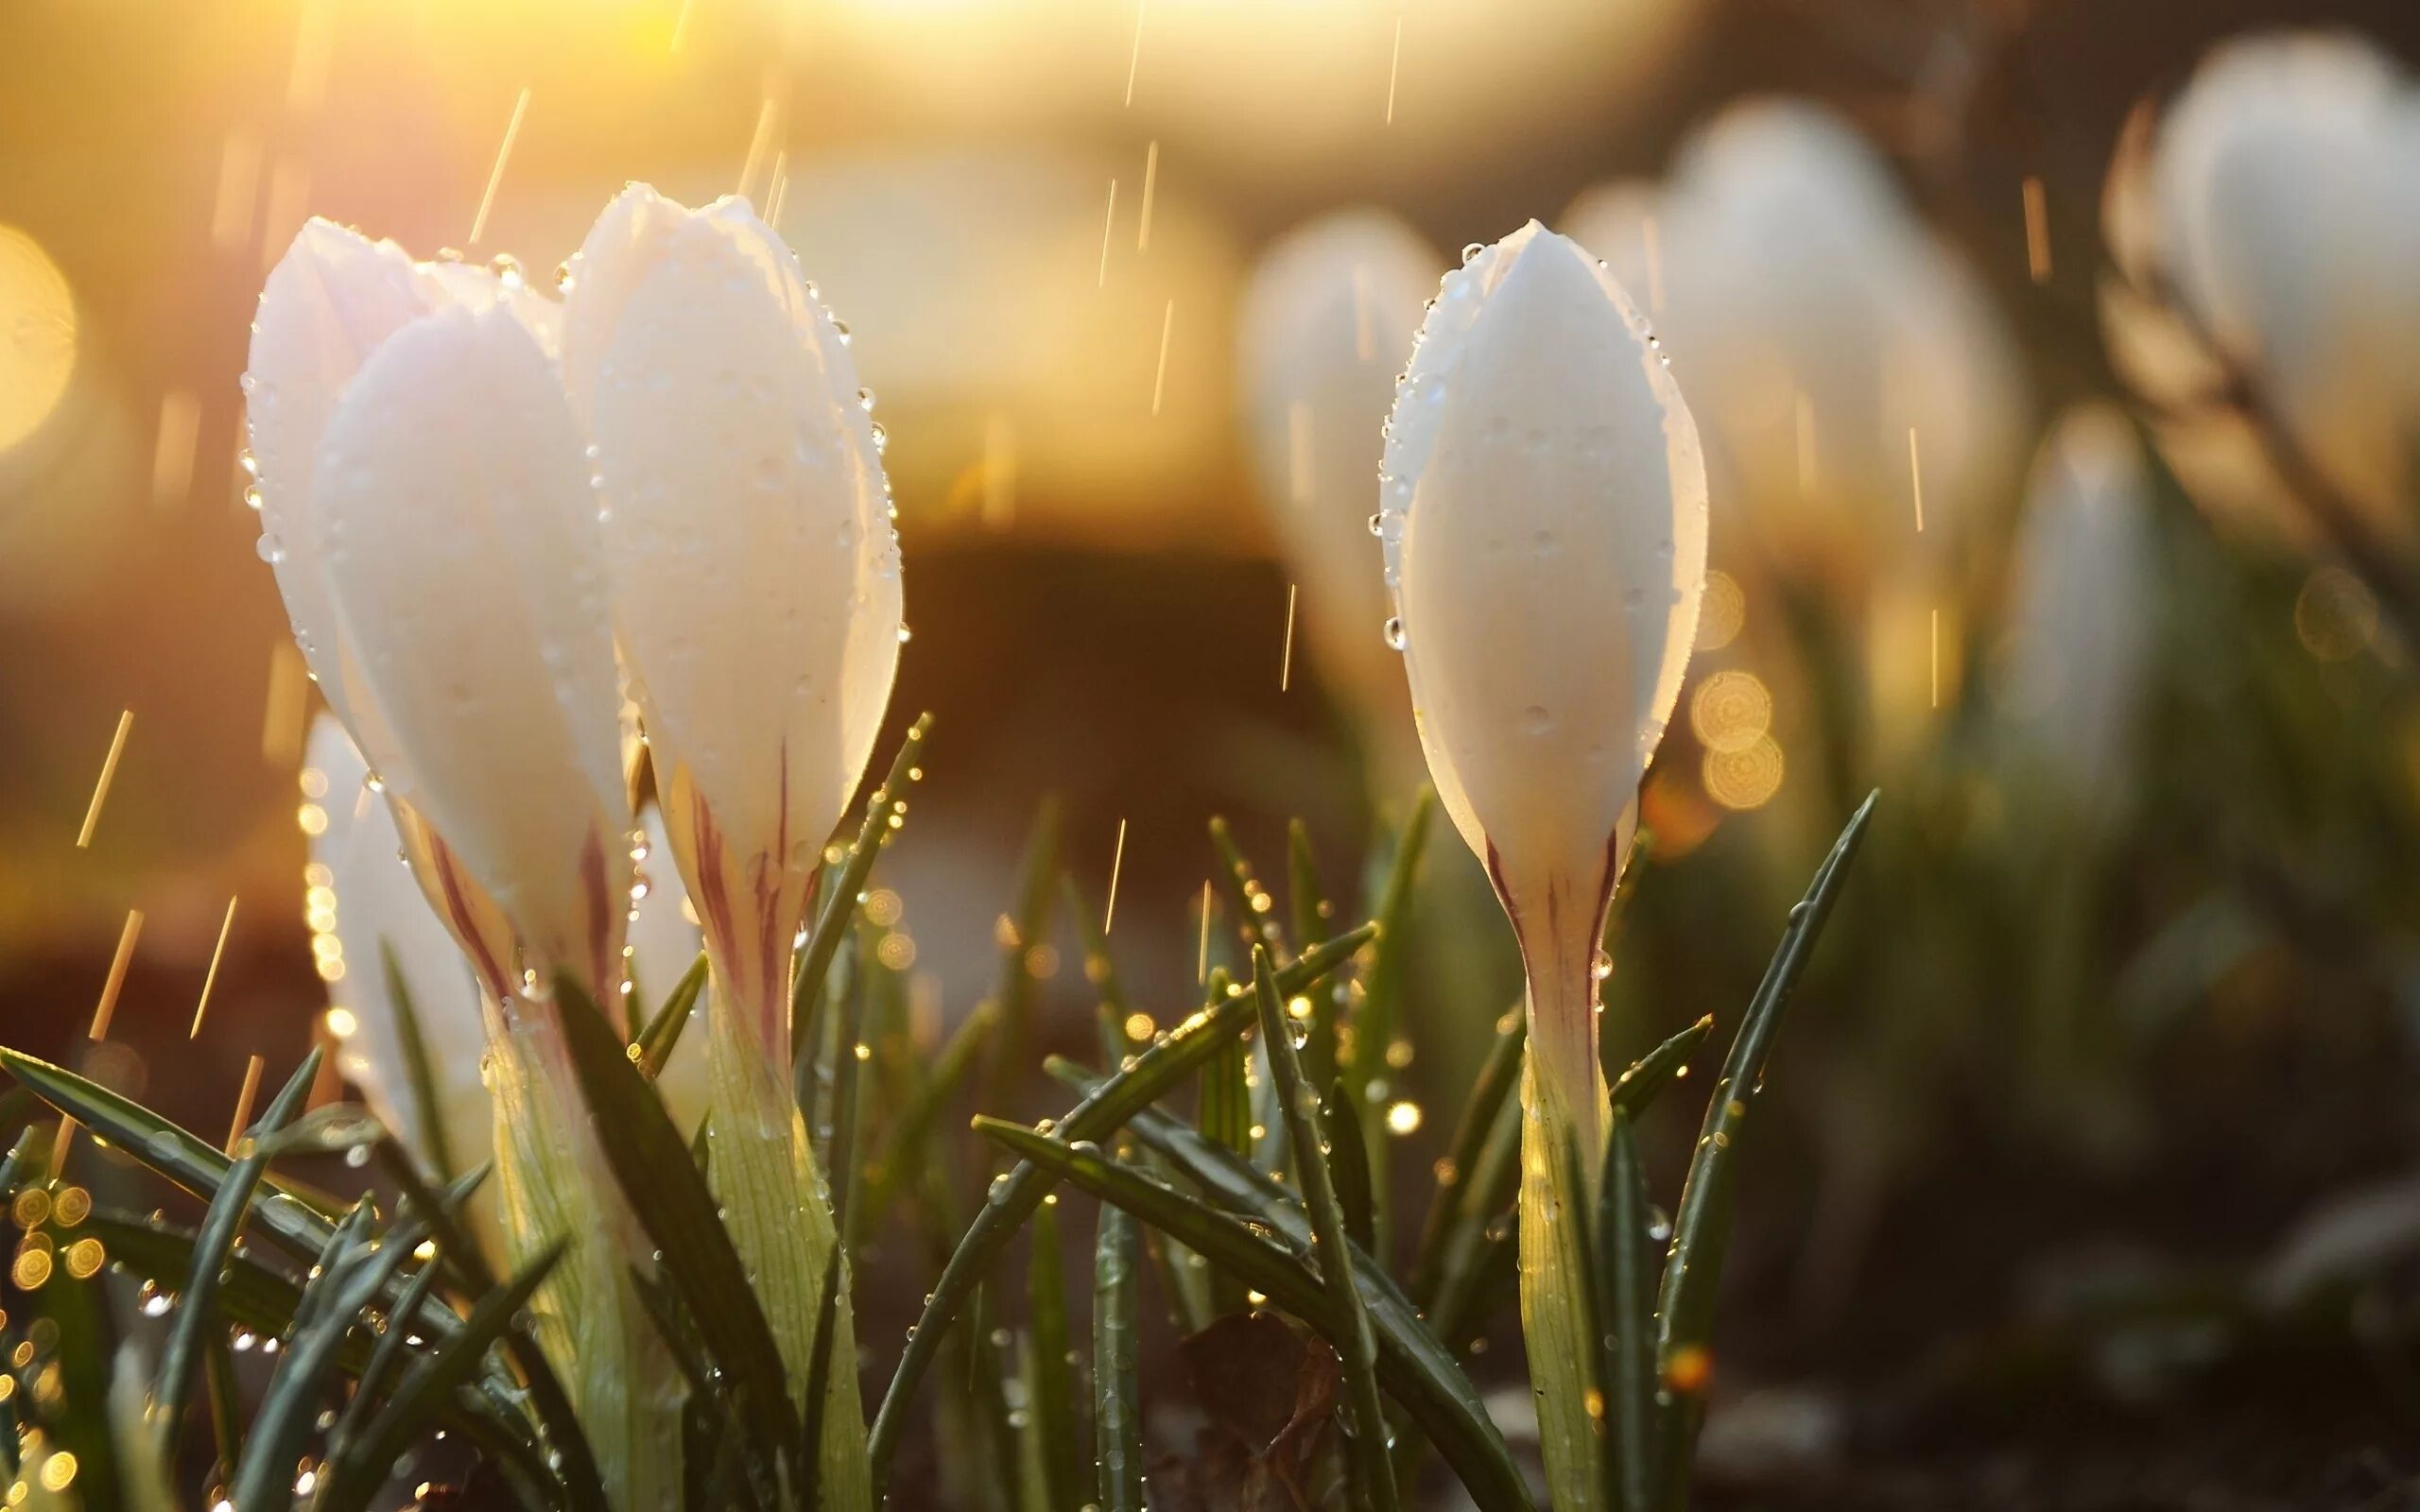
xmin=154 ymin=1047 xmax=320 ymax=1449
xmin=1286 ymin=820 xmax=1341 ymax=1091
xmin=1610 ymin=1014 xmax=1715 ymax=1118
xmin=791 ymin=713 xmax=934 ymax=1082
xmin=1409 ymin=1008 xmax=1525 ymax=1306
xmin=797 ymin=1245 xmax=844 ymax=1511
xmin=314 ymin=1241 xmax=565 ymax=1512
xmin=1208 ymin=816 xmax=1288 ymax=961
xmin=856 ymin=998 xmax=998 ymax=1243
xmin=865 ymin=923 xmax=1375 ymax=1485
xmin=1253 ymin=945 xmax=1397 ymax=1511
xmin=1350 ymin=790 xmax=1434 ymax=1261
xmin=1027 ymin=1198 xmax=1083 ymax=1509
xmin=382 ymin=939 xmax=458 ymax=1184
xmin=1599 ymin=1110 xmax=1659 ymax=1512
xmin=638 ymin=950 xmax=711 ymax=1078
xmin=1092 ymin=1198 xmax=1143 ymax=1512
xmin=1652 ymin=791 xmax=1877 ymax=1507
xmin=824 ymin=918 xmax=874 ymax=1242
xmin=984 ymin=799 xmax=1063 ymax=1106
xmin=203 ymin=1328 xmax=244 ymax=1483
xmin=552 ymin=973 xmax=804 ymax=1489
xmin=322 ymin=1250 xmax=445 ymax=1477
xmin=1322 ymin=1079 xmax=1375 ymax=1254
xmin=232 ymin=1226 xmax=413 ymax=1512
xmin=975 ymin=1118 xmax=1532 ymax=1512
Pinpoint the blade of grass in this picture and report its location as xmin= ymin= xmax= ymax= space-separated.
xmin=1254 ymin=945 xmax=1396 ymax=1511
xmin=231 ymin=1226 xmax=413 ymax=1512
xmin=797 ymin=1245 xmax=844 ymax=1510
xmin=855 ymin=998 xmax=998 ymax=1244
xmin=1208 ymin=817 xmax=1288 ymax=961
xmin=1323 ymin=1079 xmax=1375 ymax=1254
xmin=553 ymin=973 xmax=804 ymax=1490
xmin=983 ymin=799 xmax=1063 ymax=1106
xmin=1652 ymin=791 xmax=1877 ymax=1508
xmin=1349 ymin=790 xmax=1434 ymax=1260
xmin=791 ymin=713 xmax=933 ymax=1082
xmin=1409 ymin=1008 xmax=1525 ymax=1306
xmin=1286 ymin=820 xmax=1340 ymax=1091
xmin=1027 ymin=1198 xmax=1083 ymax=1509
xmin=975 ymin=1119 xmax=1531 ymax=1512
xmin=824 ymin=917 xmax=874 ymax=1240
xmin=1599 ymin=1110 xmax=1658 ymax=1512
xmin=153 ymin=1047 xmax=320 ymax=1451
xmin=638 ymin=951 xmax=711 ymax=1078
xmin=1092 ymin=1199 xmax=1143 ymax=1512
xmin=866 ymin=924 xmax=1376 ymax=1485
xmin=382 ymin=939 xmax=458 ymax=1184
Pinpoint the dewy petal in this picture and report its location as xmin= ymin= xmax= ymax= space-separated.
xmin=1384 ymin=222 xmax=1706 ymax=908
xmin=1236 ymin=210 xmax=1439 ymax=736
xmin=312 ymin=303 xmax=631 ymax=1001
xmin=564 ymin=187 xmax=901 ymax=1049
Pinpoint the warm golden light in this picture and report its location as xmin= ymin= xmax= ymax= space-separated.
xmin=0 ymin=224 xmax=76 ymax=455
xmin=1703 ymin=734 xmax=1785 ymax=812
xmin=1688 ymin=669 xmax=1772 ymax=754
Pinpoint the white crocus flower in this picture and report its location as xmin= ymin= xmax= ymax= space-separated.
xmin=1379 ymin=220 xmax=1706 ymax=1510
xmin=2000 ymin=405 xmax=2159 ymax=827
xmin=250 ymin=224 xmax=674 ymax=1512
xmin=1237 ymin=210 xmax=1442 ymax=782
xmin=1564 ymin=101 xmax=2025 ymax=593
xmin=2103 ymin=31 xmax=2420 ymax=552
xmin=561 ymin=185 xmax=896 ymax=1502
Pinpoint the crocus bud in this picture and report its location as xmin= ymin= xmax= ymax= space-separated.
xmin=1382 ymin=221 xmax=1705 ymax=1093
xmin=1999 ymin=405 xmax=2158 ymax=826
xmin=1237 ymin=210 xmax=1441 ymax=780
xmin=562 ymin=186 xmax=903 ymax=1060
xmin=1381 ymin=221 xmax=1705 ymax=1510
xmin=2105 ymin=32 xmax=2420 ymax=551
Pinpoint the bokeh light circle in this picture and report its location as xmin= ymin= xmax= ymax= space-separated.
xmin=0 ymin=224 xmax=77 ymax=455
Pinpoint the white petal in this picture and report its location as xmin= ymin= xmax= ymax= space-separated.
xmin=1384 ymin=223 xmax=1706 ymax=910
xmin=564 ymin=186 xmax=901 ymax=1037
xmin=312 ymin=303 xmax=631 ymax=995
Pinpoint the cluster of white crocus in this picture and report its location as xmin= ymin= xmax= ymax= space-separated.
xmin=1564 ymin=101 xmax=2026 ymax=597
xmin=1998 ymin=406 xmax=2159 ymax=830
xmin=1380 ymin=220 xmax=1706 ymax=1507
xmin=2101 ymin=31 xmax=2420 ymax=553
xmin=249 ymin=189 xmax=898 ymax=1509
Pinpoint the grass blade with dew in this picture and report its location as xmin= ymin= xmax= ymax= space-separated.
xmin=552 ymin=972 xmax=804 ymax=1491
xmin=982 ymin=798 xmax=1063 ymax=1108
xmin=1196 ymin=971 xmax=1256 ymax=1318
xmin=638 ymin=951 xmax=711 ymax=1079
xmin=375 ymin=1141 xmax=608 ymax=1512
xmin=382 ymin=938 xmax=458 ymax=1184
xmin=821 ymin=916 xmax=874 ymax=1239
xmin=1348 ymin=789 xmax=1436 ymax=1260
xmin=791 ymin=713 xmax=934 ymax=1087
xmin=1287 ymin=820 xmax=1341 ymax=1091
xmin=152 ymin=1047 xmax=320 ymax=1452
xmin=1409 ymin=1008 xmax=1525 ymax=1306
xmin=1322 ymin=1079 xmax=1375 ymax=1253
xmin=1599 ymin=1109 xmax=1659 ymax=1512
xmin=1027 ymin=1196 xmax=1085 ymax=1509
xmin=1254 ymin=945 xmax=1398 ymax=1511
xmin=1652 ymin=791 xmax=1877 ymax=1508
xmin=975 ymin=1118 xmax=1533 ymax=1512
xmin=796 ymin=1245 xmax=844 ymax=1510
xmin=313 ymin=1241 xmax=565 ymax=1512
xmin=865 ymin=924 xmax=1375 ymax=1485
xmin=1208 ymin=821 xmax=1290 ymax=1177
xmin=1093 ymin=1195 xmax=1144 ymax=1512
xmin=231 ymin=1220 xmax=414 ymax=1512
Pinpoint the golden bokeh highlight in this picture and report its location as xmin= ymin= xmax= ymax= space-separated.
xmin=2295 ymin=566 xmax=2378 ymax=662
xmin=1703 ymin=734 xmax=1786 ymax=812
xmin=1696 ymin=570 xmax=1746 ymax=652
xmin=1688 ymin=669 xmax=1772 ymax=754
xmin=0 ymin=225 xmax=76 ymax=455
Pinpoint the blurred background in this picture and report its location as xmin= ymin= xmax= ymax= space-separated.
xmin=7 ymin=0 xmax=2420 ymax=1504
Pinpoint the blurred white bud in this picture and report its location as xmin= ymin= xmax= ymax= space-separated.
xmin=562 ymin=186 xmax=904 ymax=1060
xmin=2102 ymin=31 xmax=2420 ymax=551
xmin=1380 ymin=220 xmax=1705 ymax=1094
xmin=1565 ymin=101 xmax=2026 ymax=593
xmin=1999 ymin=405 xmax=2159 ymax=825
xmin=1237 ymin=210 xmax=1441 ymax=775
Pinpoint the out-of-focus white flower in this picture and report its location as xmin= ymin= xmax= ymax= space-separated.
xmin=1380 ymin=218 xmax=1706 ymax=1509
xmin=251 ymin=224 xmax=632 ymax=1009
xmin=1565 ymin=101 xmax=2027 ymax=592
xmin=1237 ymin=210 xmax=1440 ymax=773
xmin=2102 ymin=32 xmax=2420 ymax=551
xmin=1999 ymin=405 xmax=2159 ymax=823
xmin=562 ymin=187 xmax=903 ymax=1060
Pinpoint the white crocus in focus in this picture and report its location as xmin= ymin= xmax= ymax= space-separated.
xmin=1237 ymin=210 xmax=1442 ymax=783
xmin=2000 ymin=405 xmax=2159 ymax=828
xmin=562 ymin=185 xmax=898 ymax=1500
xmin=250 ymin=223 xmax=674 ymax=1511
xmin=2102 ymin=31 xmax=2420 ymax=553
xmin=1380 ymin=221 xmax=1706 ymax=1510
